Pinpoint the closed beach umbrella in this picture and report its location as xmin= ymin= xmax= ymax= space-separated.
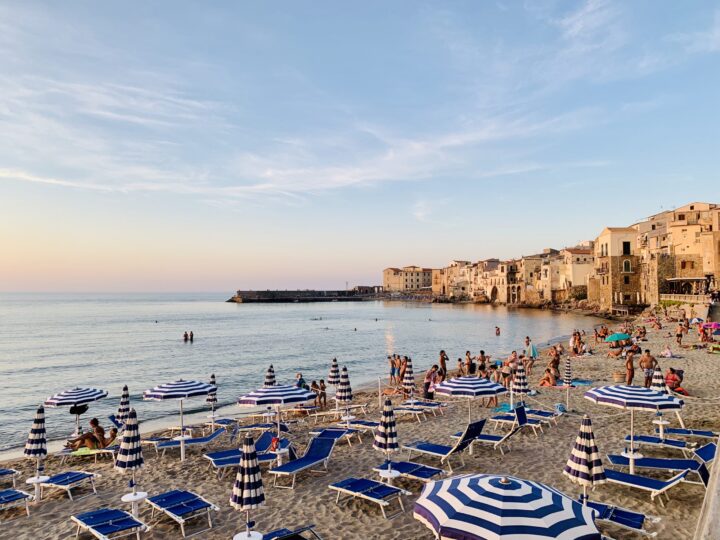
xmin=414 ymin=473 xmax=600 ymax=540
xmin=238 ymin=384 xmax=315 ymax=436
xmin=402 ymin=358 xmax=415 ymax=398
xmin=562 ymin=357 xmax=573 ymax=409
xmin=45 ymin=387 xmax=109 ymax=436
xmin=207 ymin=374 xmax=218 ymax=405
xmin=24 ymin=405 xmax=48 ymax=489
xmin=230 ymin=435 xmax=265 ymax=540
xmin=114 ymin=408 xmax=144 ymax=515
xmin=143 ymin=379 xmax=217 ymax=461
xmin=117 ymin=385 xmax=130 ymax=425
xmin=511 ymin=361 xmax=529 ymax=407
xmin=435 ymin=377 xmax=507 ymax=423
xmin=604 ymin=333 xmax=630 ymax=343
xmin=584 ymin=385 xmax=683 ymax=474
xmin=263 ymin=365 xmax=276 ymax=388
xmin=562 ymin=415 xmax=606 ymax=504
xmin=373 ymin=398 xmax=399 ymax=472
xmin=650 ymin=367 xmax=667 ymax=394
xmin=327 ymin=358 xmax=340 ymax=386
xmin=336 ymin=366 xmax=353 ymax=426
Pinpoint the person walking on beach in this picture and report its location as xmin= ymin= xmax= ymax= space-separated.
xmin=675 ymin=323 xmax=684 ymax=347
xmin=388 ymin=355 xmax=396 ymax=385
xmin=625 ymin=353 xmax=635 ymax=386
xmin=639 ymin=349 xmax=658 ymax=388
xmin=423 ymin=365 xmax=439 ymax=399
xmin=524 ymin=337 xmax=537 ymax=377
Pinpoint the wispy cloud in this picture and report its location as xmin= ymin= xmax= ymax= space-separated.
xmin=670 ymin=10 xmax=720 ymax=53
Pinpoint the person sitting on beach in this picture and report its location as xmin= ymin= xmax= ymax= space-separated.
xmin=67 ymin=418 xmax=115 ymax=450
xmin=652 ymin=320 xmax=663 ymax=330
xmin=318 ymin=379 xmax=327 ymax=408
xmin=665 ymin=368 xmax=688 ymax=396
xmin=660 ymin=345 xmax=675 ymax=358
xmin=538 ymin=368 xmax=556 ymax=387
xmin=607 ymin=346 xmax=623 ymax=358
xmin=295 ymin=372 xmax=308 ymax=390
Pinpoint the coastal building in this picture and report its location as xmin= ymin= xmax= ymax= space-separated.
xmin=445 ymin=260 xmax=472 ymax=299
xmin=382 ymin=266 xmax=432 ymax=292
xmin=587 ymin=227 xmax=642 ymax=310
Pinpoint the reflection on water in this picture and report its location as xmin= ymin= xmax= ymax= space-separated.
xmin=0 ymin=293 xmax=605 ymax=453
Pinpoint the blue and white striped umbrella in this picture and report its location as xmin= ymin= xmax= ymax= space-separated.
xmin=207 ymin=374 xmax=218 ymax=406
xmin=435 ymin=377 xmax=507 ymax=422
xmin=562 ymin=415 xmax=605 ymax=504
xmin=144 ymin=380 xmax=217 ymax=461
xmin=263 ymin=365 xmax=276 ymax=387
xmin=402 ymin=358 xmax=415 ymax=397
xmin=414 ymin=474 xmax=600 ymax=540
xmin=336 ymin=366 xmax=353 ymax=404
xmin=230 ymin=435 xmax=265 ymax=538
xmin=374 ymin=399 xmax=399 ymax=468
xmin=117 ymin=385 xmax=130 ymax=425
xmin=511 ymin=361 xmax=529 ymax=406
xmin=114 ymin=408 xmax=143 ymax=495
xmin=46 ymin=387 xmax=108 ymax=435
xmin=585 ymin=385 xmax=683 ymax=474
xmin=650 ymin=367 xmax=667 ymax=394
xmin=239 ymin=384 xmax=315 ymax=435
xmin=563 ymin=358 xmax=572 ymax=387
xmin=24 ymin=405 xmax=47 ymax=477
xmin=328 ymin=358 xmax=340 ymax=386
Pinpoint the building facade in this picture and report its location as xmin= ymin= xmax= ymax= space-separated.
xmin=587 ymin=227 xmax=642 ymax=310
xmin=382 ymin=266 xmax=432 ymax=292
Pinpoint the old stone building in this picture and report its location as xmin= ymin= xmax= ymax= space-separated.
xmin=587 ymin=227 xmax=642 ymax=310
xmin=382 ymin=266 xmax=432 ymax=292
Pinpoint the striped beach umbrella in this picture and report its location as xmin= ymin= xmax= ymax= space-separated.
xmin=230 ymin=435 xmax=265 ymax=539
xmin=562 ymin=415 xmax=606 ymax=504
xmin=435 ymin=377 xmax=507 ymax=422
xmin=144 ymin=379 xmax=217 ymax=461
xmin=414 ymin=473 xmax=600 ymax=540
xmin=263 ymin=365 xmax=276 ymax=388
xmin=238 ymin=384 xmax=315 ymax=436
xmin=328 ymin=358 xmax=340 ymax=386
xmin=207 ymin=374 xmax=218 ymax=405
xmin=117 ymin=385 xmax=130 ymax=425
xmin=511 ymin=361 xmax=529 ymax=407
xmin=45 ymin=387 xmax=109 ymax=436
xmin=562 ymin=357 xmax=573 ymax=409
xmin=585 ymin=385 xmax=683 ymax=474
xmin=336 ymin=366 xmax=353 ymax=427
xmin=114 ymin=408 xmax=144 ymax=510
xmin=24 ymin=405 xmax=47 ymax=478
xmin=402 ymin=358 xmax=415 ymax=398
xmin=650 ymin=367 xmax=667 ymax=394
xmin=374 ymin=399 xmax=399 ymax=471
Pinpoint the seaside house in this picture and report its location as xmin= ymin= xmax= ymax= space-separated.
xmin=587 ymin=227 xmax=643 ymax=311
xmin=382 ymin=266 xmax=433 ymax=293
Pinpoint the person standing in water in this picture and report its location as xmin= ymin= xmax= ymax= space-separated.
xmin=495 ymin=326 xmax=501 ymax=336
xmin=189 ymin=331 xmax=194 ymax=342
xmin=183 ymin=331 xmax=189 ymax=342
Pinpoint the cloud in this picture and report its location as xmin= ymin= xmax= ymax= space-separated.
xmin=670 ymin=10 xmax=720 ymax=53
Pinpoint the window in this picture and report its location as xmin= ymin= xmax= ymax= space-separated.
xmin=622 ymin=241 xmax=631 ymax=255
xmin=623 ymin=260 xmax=632 ymax=272
xmin=624 ymin=276 xmax=630 ymax=285
xmin=651 ymin=224 xmax=656 ymax=230
xmin=681 ymin=261 xmax=686 ymax=270
xmin=678 ymin=214 xmax=685 ymax=220
xmin=690 ymin=205 xmax=695 ymax=210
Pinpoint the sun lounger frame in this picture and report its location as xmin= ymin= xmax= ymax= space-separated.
xmin=145 ymin=490 xmax=219 ymax=538
xmin=328 ymin=477 xmax=411 ymax=519
xmin=603 ymin=469 xmax=689 ymax=506
xmin=583 ymin=498 xmax=660 ymax=537
xmin=40 ymin=471 xmax=100 ymax=501
xmin=269 ymin=437 xmax=336 ymax=489
xmin=0 ymin=489 xmax=33 ymax=522
xmin=308 ymin=428 xmax=362 ymax=446
xmin=0 ymin=469 xmax=19 ymax=488
xmin=70 ymin=508 xmax=150 ymax=540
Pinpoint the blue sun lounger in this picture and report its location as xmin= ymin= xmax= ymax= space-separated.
xmin=524 ymin=407 xmax=563 ymax=426
xmin=583 ymin=499 xmax=659 ymax=537
xmin=603 ymin=468 xmax=689 ymax=506
xmin=56 ymin=444 xmax=119 ymax=465
xmin=394 ymin=407 xmax=427 ymax=423
xmin=269 ymin=437 xmax=336 ymax=489
xmin=490 ymin=405 xmax=544 ymax=436
xmin=151 ymin=428 xmax=224 ymax=457
xmin=655 ymin=427 xmax=718 ymax=439
xmin=145 ymin=490 xmax=218 ymax=538
xmin=108 ymin=415 xmax=125 ymax=431
xmin=402 ymin=400 xmax=448 ymax=416
xmin=41 ymin=471 xmax=100 ymax=501
xmin=71 ymin=508 xmax=149 ymax=540
xmin=335 ymin=419 xmax=379 ymax=432
xmin=308 ymin=428 xmax=361 ymax=446
xmin=204 ymin=438 xmax=293 ymax=479
xmin=0 ymin=469 xmax=19 ymax=488
xmin=328 ymin=477 xmax=411 ymax=519
xmin=403 ymin=419 xmax=485 ymax=472
xmin=372 ymin=461 xmax=444 ymax=488
xmin=237 ymin=422 xmax=290 ymax=433
xmin=0 ymin=489 xmax=33 ymax=521
xmin=263 ymin=524 xmax=322 ymax=539
xmin=624 ymin=434 xmax=696 ymax=453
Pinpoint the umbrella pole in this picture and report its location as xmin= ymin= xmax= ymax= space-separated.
xmin=132 ymin=470 xmax=137 ymax=495
xmin=583 ymin=485 xmax=587 ymax=505
xmin=246 ymin=510 xmax=250 ymax=535
xmin=468 ymin=398 xmax=471 ymax=424
xmin=566 ymin=385 xmax=570 ymax=410
xmin=629 ymin=409 xmax=635 ymax=474
xmin=378 ymin=377 xmax=382 ymax=408
xmin=179 ymin=400 xmax=186 ymax=462
xmin=75 ymin=414 xmax=81 ymax=437
xmin=276 ymin=404 xmax=281 ymax=437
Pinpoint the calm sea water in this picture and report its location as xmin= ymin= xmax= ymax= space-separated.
xmin=0 ymin=293 xmax=605 ymax=453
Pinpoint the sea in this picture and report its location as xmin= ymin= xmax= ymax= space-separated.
xmin=0 ymin=293 xmax=606 ymax=456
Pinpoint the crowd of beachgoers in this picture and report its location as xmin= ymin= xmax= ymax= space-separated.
xmin=2 ymin=309 xmax=718 ymax=539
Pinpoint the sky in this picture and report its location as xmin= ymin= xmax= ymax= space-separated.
xmin=1 ymin=1 xmax=719 ymax=292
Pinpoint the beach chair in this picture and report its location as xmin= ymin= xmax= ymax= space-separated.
xmin=654 ymin=426 xmax=718 ymax=439
xmin=401 ymin=400 xmax=447 ymax=416
xmin=402 ymin=420 xmax=485 ymax=472
xmin=450 ymin=424 xmax=521 ymax=456
xmin=236 ymin=422 xmax=290 ymax=433
xmin=203 ymin=418 xmax=237 ymax=431
xmin=0 ymin=469 xmax=19 ymax=488
xmin=372 ymin=461 xmax=445 ymax=488
xmin=204 ymin=438 xmax=293 ymax=479
xmin=624 ymin=434 xmax=696 ymax=453
xmin=335 ymin=419 xmax=379 ymax=432
xmin=607 ymin=442 xmax=715 ymax=486
xmin=263 ymin=524 xmax=323 ymax=540
xmin=0 ymin=489 xmax=32 ymax=521
xmin=151 ymin=428 xmax=225 ymax=457
xmin=108 ymin=415 xmax=125 ymax=431
xmin=524 ymin=406 xmax=563 ymax=426
xmin=603 ymin=469 xmax=689 ymax=506
xmin=394 ymin=407 xmax=427 ymax=423
xmin=328 ymin=477 xmax=411 ymax=519
xmin=40 ymin=471 xmax=100 ymax=501
xmin=56 ymin=444 xmax=119 ymax=465
xmin=145 ymin=489 xmax=219 ymax=538
xmin=584 ymin=499 xmax=660 ymax=537
xmin=308 ymin=428 xmax=362 ymax=446
xmin=71 ymin=507 xmax=150 ymax=540
xmin=268 ymin=437 xmax=336 ymax=489
xmin=490 ymin=405 xmax=544 ymax=436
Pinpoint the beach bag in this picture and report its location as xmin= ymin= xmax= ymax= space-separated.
xmin=554 ymin=403 xmax=566 ymax=414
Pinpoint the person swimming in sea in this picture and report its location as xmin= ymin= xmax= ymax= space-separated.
xmin=495 ymin=326 xmax=501 ymax=336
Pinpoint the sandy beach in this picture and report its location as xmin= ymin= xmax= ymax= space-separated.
xmin=3 ymin=319 xmax=717 ymax=539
